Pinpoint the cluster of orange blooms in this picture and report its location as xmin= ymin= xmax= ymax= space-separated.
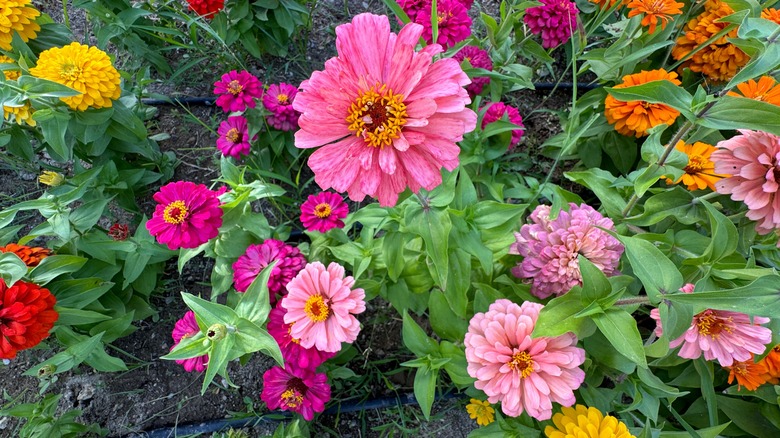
xmin=727 ymin=346 xmax=780 ymax=391
xmin=0 ymin=243 xmax=52 ymax=267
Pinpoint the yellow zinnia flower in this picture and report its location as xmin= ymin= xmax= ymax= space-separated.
xmin=0 ymin=0 xmax=40 ymax=50
xmin=38 ymin=171 xmax=64 ymax=187
xmin=664 ymin=141 xmax=726 ymax=191
xmin=0 ymin=55 xmax=34 ymax=125
xmin=29 ymin=42 xmax=121 ymax=111
xmin=1 ymin=55 xmax=21 ymax=80
xmin=545 ymin=405 xmax=635 ymax=438
xmin=465 ymin=398 xmax=495 ymax=426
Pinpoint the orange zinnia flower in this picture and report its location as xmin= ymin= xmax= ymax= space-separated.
xmin=759 ymin=345 xmax=780 ymax=377
xmin=0 ymin=243 xmax=52 ymax=267
xmin=627 ymin=0 xmax=684 ymax=34
xmin=665 ymin=141 xmax=726 ymax=191
xmin=762 ymin=8 xmax=780 ymax=25
xmin=727 ymin=357 xmax=777 ymax=391
xmin=589 ymin=0 xmax=626 ymax=9
xmin=604 ymin=69 xmax=682 ymax=137
xmin=727 ymin=76 xmax=780 ymax=106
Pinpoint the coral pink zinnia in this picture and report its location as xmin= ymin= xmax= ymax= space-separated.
xmin=262 ymin=83 xmax=301 ymax=131
xmin=300 ymin=192 xmax=349 ymax=233
xmin=282 ymin=262 xmax=366 ymax=353
xmin=268 ymin=302 xmax=335 ymax=369
xmin=453 ymin=46 xmax=493 ymax=97
xmin=216 ymin=116 xmax=254 ymax=159
xmin=509 ymin=203 xmax=624 ymax=299
xmin=524 ymin=0 xmax=579 ymax=49
xmin=293 ymin=13 xmax=477 ymax=207
xmin=232 ymin=239 xmax=307 ymax=304
xmin=170 ymin=311 xmax=209 ymax=372
xmin=146 ymin=181 xmax=224 ymax=250
xmin=464 ymin=299 xmax=585 ymax=420
xmin=213 ymin=70 xmax=263 ymax=113
xmin=416 ymin=0 xmax=473 ymax=49
xmin=261 ymin=364 xmax=331 ymax=421
xmin=480 ymin=102 xmax=525 ymax=149
xmin=712 ymin=130 xmax=780 ymax=238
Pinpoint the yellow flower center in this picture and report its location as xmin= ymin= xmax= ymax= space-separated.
xmin=314 ymin=203 xmax=332 ymax=218
xmin=733 ymin=362 xmax=749 ymax=377
xmin=508 ymin=351 xmax=534 ymax=378
xmin=685 ymin=154 xmax=706 ymax=174
xmin=281 ymin=389 xmax=304 ymax=408
xmin=226 ymin=128 xmax=241 ymax=143
xmin=277 ymin=93 xmax=289 ymax=104
xmin=59 ymin=63 xmax=81 ymax=81
xmin=163 ymin=200 xmax=189 ymax=225
xmin=695 ymin=310 xmax=732 ymax=337
xmin=228 ymin=80 xmax=243 ymax=95
xmin=304 ymin=295 xmax=330 ymax=322
xmin=346 ymin=86 xmax=407 ymax=148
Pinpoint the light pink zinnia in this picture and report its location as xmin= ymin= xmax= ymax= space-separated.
xmin=146 ymin=181 xmax=224 ymax=250
xmin=650 ymin=283 xmax=695 ymax=337
xmin=262 ymin=83 xmax=300 ymax=131
xmin=453 ymin=46 xmax=493 ymax=97
xmin=268 ymin=302 xmax=335 ymax=369
xmin=213 ymin=70 xmax=263 ymax=113
xmin=480 ymin=102 xmax=525 ymax=149
xmin=261 ymin=364 xmax=331 ymax=421
xmin=170 ymin=311 xmax=208 ymax=372
xmin=712 ymin=130 xmax=780 ymax=238
xmin=300 ymin=192 xmax=349 ymax=233
xmin=509 ymin=203 xmax=624 ymax=299
xmin=216 ymin=116 xmax=254 ymax=159
xmin=464 ymin=299 xmax=585 ymax=420
xmin=293 ymin=13 xmax=477 ymax=207
xmin=524 ymin=0 xmax=579 ymax=49
xmin=416 ymin=0 xmax=473 ymax=49
xmin=232 ymin=239 xmax=307 ymax=305
xmin=282 ymin=262 xmax=366 ymax=353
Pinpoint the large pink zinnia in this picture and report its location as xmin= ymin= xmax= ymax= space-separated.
xmin=146 ymin=181 xmax=224 ymax=250
xmin=268 ymin=302 xmax=335 ymax=369
xmin=480 ymin=102 xmax=525 ymax=149
xmin=293 ymin=13 xmax=477 ymax=207
xmin=524 ymin=0 xmax=579 ymax=49
xmin=416 ymin=0 xmax=473 ymax=49
xmin=712 ymin=130 xmax=780 ymax=238
xmin=282 ymin=262 xmax=366 ymax=353
xmin=213 ymin=70 xmax=263 ymax=113
xmin=464 ymin=299 xmax=585 ymax=420
xmin=509 ymin=203 xmax=624 ymax=299
xmin=300 ymin=192 xmax=349 ymax=233
xmin=170 ymin=311 xmax=208 ymax=372
xmin=216 ymin=116 xmax=254 ymax=159
xmin=453 ymin=46 xmax=493 ymax=97
xmin=262 ymin=83 xmax=300 ymax=131
xmin=232 ymin=239 xmax=307 ymax=304
xmin=261 ymin=364 xmax=331 ymax=420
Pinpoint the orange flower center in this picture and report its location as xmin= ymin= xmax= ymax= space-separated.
xmin=304 ymin=295 xmax=330 ymax=322
xmin=228 ymin=80 xmax=243 ymax=95
xmin=226 ymin=128 xmax=241 ymax=143
xmin=733 ymin=362 xmax=749 ymax=377
xmin=508 ymin=351 xmax=534 ymax=378
xmin=163 ymin=200 xmax=189 ymax=225
xmin=685 ymin=154 xmax=706 ymax=174
xmin=277 ymin=93 xmax=289 ymax=104
xmin=695 ymin=310 xmax=732 ymax=337
xmin=59 ymin=63 xmax=81 ymax=81
xmin=346 ymin=86 xmax=407 ymax=148
xmin=281 ymin=389 xmax=304 ymax=408
xmin=314 ymin=203 xmax=332 ymax=218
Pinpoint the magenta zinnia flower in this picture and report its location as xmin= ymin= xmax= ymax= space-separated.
xmin=509 ymin=203 xmax=624 ymax=299
xmin=146 ymin=181 xmax=224 ymax=250
xmin=453 ymin=46 xmax=493 ymax=97
xmin=524 ymin=0 xmax=579 ymax=49
xmin=294 ymin=13 xmax=477 ymax=207
xmin=416 ymin=0 xmax=473 ymax=49
xmin=300 ymin=192 xmax=349 ymax=233
xmin=262 ymin=82 xmax=301 ymax=131
xmin=399 ymin=0 xmax=427 ymax=21
xmin=213 ymin=70 xmax=263 ymax=113
xmin=480 ymin=102 xmax=525 ymax=149
xmin=170 ymin=311 xmax=208 ymax=372
xmin=712 ymin=130 xmax=780 ymax=238
xmin=464 ymin=299 xmax=585 ymax=420
xmin=282 ymin=262 xmax=366 ymax=353
xmin=216 ymin=116 xmax=254 ymax=159
xmin=261 ymin=364 xmax=331 ymax=421
xmin=268 ymin=302 xmax=335 ymax=369
xmin=232 ymin=239 xmax=307 ymax=304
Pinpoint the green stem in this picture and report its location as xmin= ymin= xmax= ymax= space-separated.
xmin=691 ymin=190 xmax=720 ymax=204
xmin=61 ymin=0 xmax=70 ymax=29
xmin=614 ymin=296 xmax=651 ymax=306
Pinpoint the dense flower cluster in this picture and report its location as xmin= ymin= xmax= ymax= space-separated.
xmin=300 ymin=192 xmax=349 ymax=233
xmin=232 ymin=239 xmax=307 ymax=303
xmin=213 ymin=70 xmax=263 ymax=113
xmin=0 ymin=0 xmax=40 ymax=50
xmin=545 ymin=405 xmax=635 ymax=438
xmin=262 ymin=83 xmax=301 ymax=131
xmin=480 ymin=102 xmax=525 ymax=149
xmin=604 ymin=69 xmax=681 ymax=137
xmin=523 ymin=0 xmax=579 ymax=49
xmin=0 ymin=243 xmax=51 ymax=267
xmin=452 ymin=46 xmax=493 ymax=97
xmin=216 ymin=116 xmax=254 ymax=159
xmin=170 ymin=311 xmax=208 ymax=372
xmin=664 ymin=141 xmax=725 ymax=191
xmin=0 ymin=279 xmax=58 ymax=359
xmin=146 ymin=181 xmax=224 ymax=250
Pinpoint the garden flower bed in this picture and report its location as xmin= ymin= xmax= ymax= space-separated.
xmin=2 ymin=0 xmax=780 ymax=436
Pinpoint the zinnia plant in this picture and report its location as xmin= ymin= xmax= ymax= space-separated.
xmin=216 ymin=116 xmax=254 ymax=159
xmin=232 ymin=239 xmax=307 ymax=303
xmin=261 ymin=364 xmax=331 ymax=421
xmin=545 ymin=405 xmax=635 ymax=438
xmin=626 ymin=0 xmax=683 ymax=34
xmin=480 ymin=102 xmax=525 ymax=149
xmin=0 ymin=0 xmax=40 ymax=50
xmin=146 ymin=181 xmax=224 ymax=250
xmin=523 ymin=0 xmax=579 ymax=49
xmin=213 ymin=70 xmax=263 ymax=113
xmin=0 ymin=279 xmax=58 ymax=360
xmin=604 ymin=69 xmax=681 ymax=137
xmin=664 ymin=141 xmax=725 ymax=191
xmin=170 ymin=311 xmax=208 ymax=372
xmin=299 ymin=192 xmax=349 ymax=233
xmin=262 ymin=82 xmax=301 ymax=131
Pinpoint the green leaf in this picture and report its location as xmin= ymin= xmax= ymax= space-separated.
xmin=533 ymin=287 xmax=597 ymax=338
xmin=605 ymin=80 xmax=694 ymax=120
xmin=24 ymin=333 xmax=104 ymax=377
xmin=402 ymin=311 xmax=438 ymax=356
xmin=49 ymin=278 xmax=113 ymax=309
xmin=122 ymin=249 xmax=152 ymax=288
xmin=444 ymin=248 xmax=470 ymax=318
xmin=593 ymin=308 xmax=647 ymax=367
xmin=683 ymin=200 xmax=737 ymax=265
xmin=28 ymin=255 xmax=88 ymax=285
xmin=565 ymin=169 xmax=627 ymax=218
xmin=0 ymin=252 xmax=27 ymax=286
xmin=699 ymin=96 xmax=780 ymax=136
xmin=617 ymin=235 xmax=683 ymax=304
xmin=234 ymin=319 xmax=283 ymax=365
xmin=201 ymin=334 xmax=235 ymax=394
xmin=413 ymin=366 xmax=437 ymax=420
xmin=405 ymin=204 xmax=451 ymax=289
xmin=54 ymin=307 xmax=112 ymax=325
xmin=33 ymin=109 xmax=73 ymax=161
xmin=579 ymin=256 xmax=612 ymax=304
xmin=235 ymin=263 xmax=275 ymax=324
xmin=663 ymin=275 xmax=780 ymax=317
xmin=181 ymin=292 xmax=239 ymax=328
xmin=383 ymin=231 xmax=406 ymax=282
xmin=716 ymin=395 xmax=779 ymax=438
xmin=428 ymin=291 xmax=468 ymax=341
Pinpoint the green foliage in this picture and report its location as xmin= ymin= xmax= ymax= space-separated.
xmin=0 ymin=394 xmax=106 ymax=437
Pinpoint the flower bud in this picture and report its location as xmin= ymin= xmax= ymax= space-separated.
xmin=37 ymin=364 xmax=56 ymax=378
xmin=206 ymin=323 xmax=227 ymax=341
xmin=38 ymin=171 xmax=65 ymax=187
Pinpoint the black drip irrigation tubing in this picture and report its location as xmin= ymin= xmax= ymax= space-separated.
xmin=131 ymin=392 xmax=465 ymax=438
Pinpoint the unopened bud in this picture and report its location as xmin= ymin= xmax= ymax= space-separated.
xmin=37 ymin=364 xmax=56 ymax=378
xmin=206 ymin=323 xmax=227 ymax=341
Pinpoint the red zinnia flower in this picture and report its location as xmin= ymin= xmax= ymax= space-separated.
xmin=186 ymin=0 xmax=224 ymax=19
xmin=108 ymin=224 xmax=129 ymax=241
xmin=0 ymin=279 xmax=58 ymax=359
xmin=300 ymin=192 xmax=349 ymax=233
xmin=0 ymin=243 xmax=51 ymax=267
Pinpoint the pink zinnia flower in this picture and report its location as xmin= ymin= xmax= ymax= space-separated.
xmin=300 ymin=192 xmax=349 ymax=233
xmin=712 ymin=130 xmax=780 ymax=239
xmin=293 ymin=13 xmax=477 ymax=207
xmin=453 ymin=46 xmax=493 ymax=97
xmin=213 ymin=70 xmax=263 ymax=113
xmin=262 ymin=83 xmax=300 ymax=131
xmin=480 ymin=102 xmax=525 ymax=149
xmin=146 ymin=181 xmax=224 ymax=250
xmin=282 ymin=262 xmax=366 ymax=353
xmin=232 ymin=239 xmax=306 ymax=305
xmin=524 ymin=0 xmax=579 ymax=49
xmin=261 ymin=364 xmax=331 ymax=421
xmin=464 ymin=299 xmax=585 ymax=420
xmin=509 ymin=203 xmax=624 ymax=299
xmin=416 ymin=0 xmax=473 ymax=49
xmin=216 ymin=116 xmax=254 ymax=159
xmin=170 ymin=311 xmax=208 ymax=372
xmin=650 ymin=283 xmax=695 ymax=337
xmin=268 ymin=302 xmax=335 ymax=369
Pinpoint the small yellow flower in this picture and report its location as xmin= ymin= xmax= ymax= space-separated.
xmin=38 ymin=171 xmax=64 ymax=187
xmin=29 ymin=42 xmax=121 ymax=111
xmin=0 ymin=0 xmax=41 ymax=50
xmin=466 ymin=398 xmax=495 ymax=426
xmin=545 ymin=405 xmax=635 ymax=438
xmin=4 ymin=101 xmax=36 ymax=126
xmin=1 ymin=55 xmax=21 ymax=80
